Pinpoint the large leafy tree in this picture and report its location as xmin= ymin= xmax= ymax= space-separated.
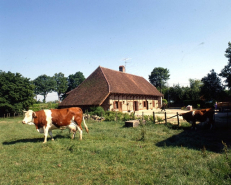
xmin=189 ymin=79 xmax=202 ymax=100
xmin=33 ymin=75 xmax=56 ymax=103
xmin=67 ymin=72 xmax=85 ymax=92
xmin=219 ymin=42 xmax=231 ymax=88
xmin=53 ymin=73 xmax=68 ymax=102
xmin=168 ymin=84 xmax=184 ymax=104
xmin=149 ymin=67 xmax=170 ymax=93
xmin=201 ymin=69 xmax=224 ymax=101
xmin=0 ymin=71 xmax=35 ymax=115
xmin=62 ymin=72 xmax=85 ymax=99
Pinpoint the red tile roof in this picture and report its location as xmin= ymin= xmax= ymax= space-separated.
xmin=59 ymin=66 xmax=163 ymax=107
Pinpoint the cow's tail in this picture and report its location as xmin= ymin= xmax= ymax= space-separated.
xmin=83 ymin=116 xmax=89 ymax=133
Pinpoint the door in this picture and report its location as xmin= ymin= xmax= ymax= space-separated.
xmin=118 ymin=102 xmax=122 ymax=112
xmin=134 ymin=101 xmax=139 ymax=111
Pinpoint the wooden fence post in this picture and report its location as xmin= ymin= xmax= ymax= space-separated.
xmin=177 ymin=112 xmax=180 ymax=126
xmin=153 ymin=111 xmax=155 ymax=124
xmin=165 ymin=112 xmax=167 ymax=124
xmin=142 ymin=112 xmax=144 ymax=120
xmin=116 ymin=112 xmax=117 ymax=122
xmin=133 ymin=111 xmax=135 ymax=120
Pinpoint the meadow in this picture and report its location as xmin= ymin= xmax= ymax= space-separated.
xmin=0 ymin=116 xmax=231 ymax=184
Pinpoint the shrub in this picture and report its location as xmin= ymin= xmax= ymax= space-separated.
xmin=105 ymin=113 xmax=115 ymax=121
xmin=143 ymin=115 xmax=149 ymax=122
xmin=122 ymin=113 xmax=131 ymax=121
xmin=89 ymin=106 xmax=105 ymax=117
xmin=162 ymin=99 xmax=168 ymax=105
xmin=156 ymin=116 xmax=163 ymax=123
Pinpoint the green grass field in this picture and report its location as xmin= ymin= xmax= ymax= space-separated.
xmin=0 ymin=117 xmax=231 ymax=184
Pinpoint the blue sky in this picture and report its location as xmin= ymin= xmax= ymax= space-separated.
xmin=1 ymin=0 xmax=231 ymax=101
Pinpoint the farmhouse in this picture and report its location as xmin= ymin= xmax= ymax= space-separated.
xmin=59 ymin=66 xmax=163 ymax=112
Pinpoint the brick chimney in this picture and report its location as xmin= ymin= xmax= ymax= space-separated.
xmin=119 ymin=65 xmax=125 ymax=72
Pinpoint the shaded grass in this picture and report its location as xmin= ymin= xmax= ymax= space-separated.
xmin=0 ymin=117 xmax=231 ymax=184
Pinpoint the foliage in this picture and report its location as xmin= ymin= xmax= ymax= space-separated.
xmin=53 ymin=72 xmax=68 ymax=101
xmin=220 ymin=42 xmax=231 ymax=89
xmin=168 ymin=84 xmax=184 ymax=104
xmin=162 ymin=98 xmax=168 ymax=105
xmin=201 ymin=69 xmax=224 ymax=101
xmin=104 ymin=111 xmax=116 ymax=121
xmin=156 ymin=116 xmax=163 ymax=123
xmin=89 ymin=106 xmax=105 ymax=117
xmin=122 ymin=113 xmax=131 ymax=121
xmin=33 ymin=74 xmax=56 ymax=103
xmin=189 ymin=79 xmax=202 ymax=100
xmin=29 ymin=103 xmax=59 ymax=112
xmin=0 ymin=71 xmax=35 ymax=115
xmin=149 ymin=67 xmax=170 ymax=93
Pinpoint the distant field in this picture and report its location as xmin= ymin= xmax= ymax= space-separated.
xmin=0 ymin=117 xmax=231 ymax=184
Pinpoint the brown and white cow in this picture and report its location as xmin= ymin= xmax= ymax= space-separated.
xmin=22 ymin=107 xmax=89 ymax=143
xmin=180 ymin=108 xmax=215 ymax=129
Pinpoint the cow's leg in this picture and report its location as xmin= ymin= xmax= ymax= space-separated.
xmin=72 ymin=130 xmax=76 ymax=139
xmin=190 ymin=121 xmax=196 ymax=130
xmin=76 ymin=125 xmax=82 ymax=140
xmin=49 ymin=131 xmax=54 ymax=141
xmin=43 ymin=126 xmax=49 ymax=143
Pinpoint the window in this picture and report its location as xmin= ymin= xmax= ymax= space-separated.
xmin=114 ymin=101 xmax=119 ymax=109
xmin=143 ymin=101 xmax=146 ymax=107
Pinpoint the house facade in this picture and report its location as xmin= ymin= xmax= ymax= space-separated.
xmin=59 ymin=66 xmax=163 ymax=112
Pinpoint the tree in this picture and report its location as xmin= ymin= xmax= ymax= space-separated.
xmin=67 ymin=72 xmax=85 ymax=92
xmin=33 ymin=75 xmax=56 ymax=103
xmin=189 ymin=79 xmax=202 ymax=100
xmin=53 ymin=73 xmax=68 ymax=102
xmin=201 ymin=69 xmax=224 ymax=101
xmin=149 ymin=67 xmax=170 ymax=93
xmin=62 ymin=72 xmax=85 ymax=99
xmin=0 ymin=71 xmax=35 ymax=115
xmin=168 ymin=84 xmax=184 ymax=104
xmin=219 ymin=42 xmax=231 ymax=88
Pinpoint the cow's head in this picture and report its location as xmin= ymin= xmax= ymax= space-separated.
xmin=22 ymin=110 xmax=37 ymax=125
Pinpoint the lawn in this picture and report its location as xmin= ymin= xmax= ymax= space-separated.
xmin=0 ymin=116 xmax=231 ymax=184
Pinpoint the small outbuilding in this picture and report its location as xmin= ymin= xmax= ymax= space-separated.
xmin=59 ymin=66 xmax=163 ymax=112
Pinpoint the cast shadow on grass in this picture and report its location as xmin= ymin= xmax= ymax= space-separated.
xmin=2 ymin=134 xmax=67 ymax=145
xmin=156 ymin=123 xmax=231 ymax=153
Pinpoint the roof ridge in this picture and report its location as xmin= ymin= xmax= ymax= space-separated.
xmin=100 ymin=66 xmax=144 ymax=79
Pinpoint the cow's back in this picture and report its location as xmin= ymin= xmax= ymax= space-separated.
xmin=50 ymin=107 xmax=83 ymax=127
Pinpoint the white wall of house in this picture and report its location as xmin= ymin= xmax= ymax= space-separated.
xmin=108 ymin=94 xmax=161 ymax=112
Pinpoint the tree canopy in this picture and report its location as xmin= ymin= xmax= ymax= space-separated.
xmin=0 ymin=71 xmax=35 ymax=115
xmin=149 ymin=67 xmax=170 ymax=93
xmin=54 ymin=72 xmax=68 ymax=102
xmin=201 ymin=69 xmax=224 ymax=101
xmin=33 ymin=75 xmax=56 ymax=103
xmin=189 ymin=79 xmax=202 ymax=100
xmin=220 ymin=42 xmax=231 ymax=88
xmin=67 ymin=72 xmax=85 ymax=92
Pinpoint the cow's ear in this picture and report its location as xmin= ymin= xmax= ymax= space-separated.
xmin=32 ymin=112 xmax=37 ymax=118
